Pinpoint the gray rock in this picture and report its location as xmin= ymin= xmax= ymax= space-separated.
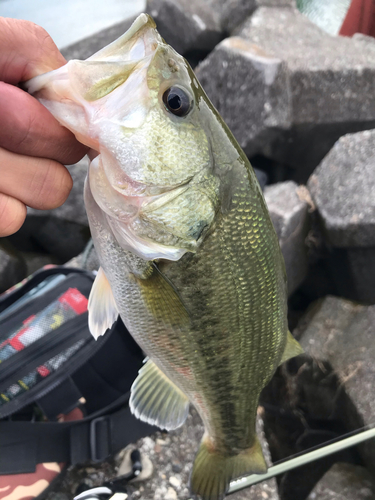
xmin=196 ymin=5 xmax=375 ymax=181
xmin=264 ymin=181 xmax=311 ymax=295
xmin=146 ymin=0 xmax=222 ymax=55
xmin=307 ymin=463 xmax=375 ymax=500
xmin=308 ymin=130 xmax=375 ymax=248
xmin=61 ymin=16 xmax=138 ymax=61
xmin=0 ymin=242 xmax=27 ymax=294
xmin=307 ymin=130 xmax=375 ymax=303
xmin=298 ymin=296 xmax=375 ymax=474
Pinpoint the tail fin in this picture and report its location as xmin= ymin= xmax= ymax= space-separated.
xmin=190 ymin=435 xmax=267 ymax=500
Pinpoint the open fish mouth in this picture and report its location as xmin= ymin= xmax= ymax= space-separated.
xmin=24 ymin=14 xmax=164 ymax=150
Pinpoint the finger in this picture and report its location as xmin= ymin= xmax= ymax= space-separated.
xmin=0 ymin=147 xmax=73 ymax=210
xmin=0 ymin=82 xmax=88 ymax=164
xmin=0 ymin=192 xmax=27 ymax=237
xmin=0 ymin=18 xmax=67 ymax=84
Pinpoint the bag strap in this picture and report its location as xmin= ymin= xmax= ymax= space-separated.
xmin=0 ymin=392 xmax=156 ymax=475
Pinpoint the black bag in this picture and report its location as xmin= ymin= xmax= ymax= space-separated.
xmin=0 ymin=265 xmax=155 ymax=476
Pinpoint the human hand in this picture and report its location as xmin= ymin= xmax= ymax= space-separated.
xmin=0 ymin=18 xmax=88 ymax=236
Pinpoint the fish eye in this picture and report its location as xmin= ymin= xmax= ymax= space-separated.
xmin=162 ymin=86 xmax=192 ymax=117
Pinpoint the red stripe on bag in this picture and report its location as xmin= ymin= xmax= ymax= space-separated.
xmin=58 ymin=288 xmax=88 ymax=315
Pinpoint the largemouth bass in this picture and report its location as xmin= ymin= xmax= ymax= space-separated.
xmin=26 ymin=14 xmax=302 ymax=500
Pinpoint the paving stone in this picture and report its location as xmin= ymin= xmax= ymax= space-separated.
xmin=297 ymin=296 xmax=375 ymax=474
xmin=196 ymin=5 xmax=375 ymax=182
xmin=0 ymin=242 xmax=27 ymax=294
xmin=307 ymin=462 xmax=375 ymax=500
xmin=264 ymin=181 xmax=311 ymax=295
xmin=146 ymin=0 xmax=222 ymax=55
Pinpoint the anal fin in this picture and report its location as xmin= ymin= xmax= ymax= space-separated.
xmin=88 ymin=267 xmax=119 ymax=339
xmin=279 ymin=331 xmax=304 ymax=366
xmin=130 ymin=359 xmax=189 ymax=431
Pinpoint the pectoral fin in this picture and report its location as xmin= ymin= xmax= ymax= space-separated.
xmin=130 ymin=359 xmax=189 ymax=430
xmin=279 ymin=331 xmax=304 ymax=365
xmin=88 ymin=267 xmax=119 ymax=339
xmin=135 ymin=263 xmax=190 ymax=326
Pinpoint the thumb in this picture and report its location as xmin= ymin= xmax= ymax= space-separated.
xmin=0 ymin=17 xmax=67 ymax=84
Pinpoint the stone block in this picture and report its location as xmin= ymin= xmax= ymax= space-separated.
xmin=297 ymin=296 xmax=375 ymax=474
xmin=264 ymin=181 xmax=310 ymax=295
xmin=308 ymin=130 xmax=375 ymax=248
xmin=196 ymin=5 xmax=375 ymax=181
xmin=307 ymin=463 xmax=375 ymax=500
xmin=146 ymin=0 xmax=222 ymax=55
xmin=308 ymin=130 xmax=375 ymax=303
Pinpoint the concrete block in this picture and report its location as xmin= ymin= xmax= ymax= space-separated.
xmin=308 ymin=130 xmax=375 ymax=303
xmin=196 ymin=5 xmax=375 ymax=181
xmin=308 ymin=130 xmax=375 ymax=248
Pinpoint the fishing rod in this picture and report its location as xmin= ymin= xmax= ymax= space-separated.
xmin=228 ymin=424 xmax=375 ymax=494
